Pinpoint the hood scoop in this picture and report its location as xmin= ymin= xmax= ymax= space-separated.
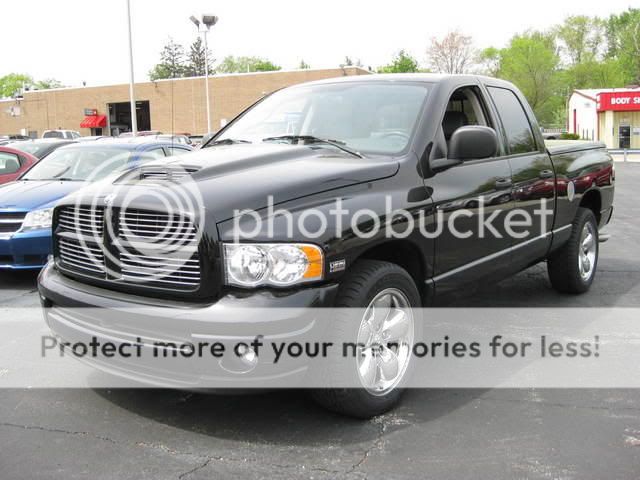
xmin=137 ymin=166 xmax=201 ymax=181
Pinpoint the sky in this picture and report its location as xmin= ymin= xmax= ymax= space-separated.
xmin=0 ymin=0 xmax=636 ymax=87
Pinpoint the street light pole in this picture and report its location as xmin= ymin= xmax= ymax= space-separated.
xmin=190 ymin=14 xmax=218 ymax=134
xmin=126 ymin=0 xmax=137 ymax=135
xmin=203 ymin=29 xmax=212 ymax=133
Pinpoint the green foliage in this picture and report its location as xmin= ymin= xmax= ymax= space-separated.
xmin=555 ymin=16 xmax=605 ymax=64
xmin=378 ymin=50 xmax=419 ymax=73
xmin=563 ymin=59 xmax=627 ymax=89
xmin=492 ymin=31 xmax=561 ymax=125
xmin=560 ymin=133 xmax=581 ymax=140
xmin=479 ymin=9 xmax=639 ymax=127
xmin=606 ymin=8 xmax=640 ymax=83
xmin=216 ymin=56 xmax=281 ymax=74
xmin=149 ymin=38 xmax=186 ymax=80
xmin=477 ymin=47 xmax=501 ymax=77
xmin=0 ymin=73 xmax=33 ymax=98
xmin=149 ymin=37 xmax=215 ymax=80
xmin=33 ymin=78 xmax=64 ymax=90
xmin=298 ymin=59 xmax=310 ymax=70
xmin=185 ymin=37 xmax=213 ymax=77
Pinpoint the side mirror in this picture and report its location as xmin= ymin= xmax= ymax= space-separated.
xmin=448 ymin=126 xmax=498 ymax=161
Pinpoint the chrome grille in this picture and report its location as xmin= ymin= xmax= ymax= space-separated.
xmin=120 ymin=252 xmax=201 ymax=287
xmin=58 ymin=237 xmax=106 ymax=274
xmin=0 ymin=212 xmax=26 ymax=235
xmin=57 ymin=206 xmax=104 ymax=237
xmin=55 ymin=205 xmax=201 ymax=292
xmin=119 ymin=209 xmax=198 ymax=245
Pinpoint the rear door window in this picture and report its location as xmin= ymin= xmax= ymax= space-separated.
xmin=487 ymin=87 xmax=537 ymax=155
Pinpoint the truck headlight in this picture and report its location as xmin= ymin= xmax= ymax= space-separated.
xmin=21 ymin=208 xmax=53 ymax=231
xmin=223 ymin=243 xmax=324 ymax=287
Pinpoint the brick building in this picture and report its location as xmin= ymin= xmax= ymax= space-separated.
xmin=0 ymin=67 xmax=369 ymax=137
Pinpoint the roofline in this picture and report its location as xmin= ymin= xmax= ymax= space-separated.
xmin=0 ymin=66 xmax=371 ymax=102
xmin=571 ymin=90 xmax=597 ymax=102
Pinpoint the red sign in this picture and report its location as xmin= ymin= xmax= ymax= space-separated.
xmin=597 ymin=91 xmax=640 ymax=112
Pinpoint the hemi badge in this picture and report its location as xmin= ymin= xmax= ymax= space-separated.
xmin=329 ymin=259 xmax=346 ymax=273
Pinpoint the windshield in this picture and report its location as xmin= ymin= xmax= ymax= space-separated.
xmin=214 ymin=82 xmax=429 ymax=155
xmin=7 ymin=142 xmax=53 ymax=158
xmin=22 ymin=147 xmax=130 ymax=181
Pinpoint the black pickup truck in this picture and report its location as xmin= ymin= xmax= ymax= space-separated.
xmin=39 ymin=74 xmax=614 ymax=417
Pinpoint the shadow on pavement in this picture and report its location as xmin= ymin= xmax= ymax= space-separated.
xmin=0 ymin=270 xmax=39 ymax=290
xmin=94 ymin=387 xmax=487 ymax=445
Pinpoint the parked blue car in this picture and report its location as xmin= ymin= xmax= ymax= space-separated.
xmin=0 ymin=139 xmax=192 ymax=269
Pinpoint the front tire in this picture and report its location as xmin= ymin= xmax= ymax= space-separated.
xmin=547 ymin=207 xmax=599 ymax=294
xmin=311 ymin=260 xmax=421 ymax=418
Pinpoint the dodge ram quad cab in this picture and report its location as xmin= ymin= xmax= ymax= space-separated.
xmin=39 ymin=74 xmax=614 ymax=418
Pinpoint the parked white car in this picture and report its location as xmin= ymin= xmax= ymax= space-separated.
xmin=42 ymin=130 xmax=81 ymax=140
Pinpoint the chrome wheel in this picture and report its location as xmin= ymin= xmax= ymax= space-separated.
xmin=578 ymin=222 xmax=597 ymax=281
xmin=356 ymin=288 xmax=414 ymax=396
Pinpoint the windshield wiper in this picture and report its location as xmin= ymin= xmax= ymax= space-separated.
xmin=262 ymin=135 xmax=363 ymax=158
xmin=52 ymin=166 xmax=71 ymax=179
xmin=206 ymin=138 xmax=252 ymax=147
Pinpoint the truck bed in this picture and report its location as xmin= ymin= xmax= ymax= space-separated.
xmin=545 ymin=139 xmax=607 ymax=156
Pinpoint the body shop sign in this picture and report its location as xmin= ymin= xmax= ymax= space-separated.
xmin=597 ymin=92 xmax=640 ymax=112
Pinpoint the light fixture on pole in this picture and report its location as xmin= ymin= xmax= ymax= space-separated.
xmin=126 ymin=0 xmax=137 ymax=135
xmin=190 ymin=14 xmax=218 ymax=133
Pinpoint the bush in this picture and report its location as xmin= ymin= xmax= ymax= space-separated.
xmin=559 ymin=133 xmax=581 ymax=140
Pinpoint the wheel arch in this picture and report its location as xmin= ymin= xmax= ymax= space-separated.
xmin=580 ymin=188 xmax=602 ymax=224
xmin=354 ymin=239 xmax=430 ymax=305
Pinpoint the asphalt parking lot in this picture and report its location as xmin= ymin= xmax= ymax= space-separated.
xmin=0 ymin=163 xmax=639 ymax=480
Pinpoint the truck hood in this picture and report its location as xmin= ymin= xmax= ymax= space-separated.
xmin=65 ymin=144 xmax=399 ymax=221
xmin=0 ymin=180 xmax=85 ymax=211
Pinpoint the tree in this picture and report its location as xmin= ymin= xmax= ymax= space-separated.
xmin=606 ymin=8 xmax=640 ymax=83
xmin=477 ymin=47 xmax=501 ymax=77
xmin=298 ymin=59 xmax=310 ymax=70
xmin=341 ymin=56 xmax=354 ymax=67
xmin=34 ymin=78 xmax=64 ymax=90
xmin=148 ymin=38 xmax=187 ymax=80
xmin=340 ymin=56 xmax=362 ymax=68
xmin=378 ymin=50 xmax=419 ymax=73
xmin=555 ymin=16 xmax=605 ymax=65
xmin=427 ymin=31 xmax=475 ymax=74
xmin=492 ymin=31 xmax=561 ymax=125
xmin=0 ymin=73 xmax=33 ymax=98
xmin=564 ymin=58 xmax=627 ymax=89
xmin=216 ymin=56 xmax=281 ymax=74
xmin=185 ymin=37 xmax=213 ymax=77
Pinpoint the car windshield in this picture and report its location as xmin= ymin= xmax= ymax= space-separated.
xmin=213 ymin=82 xmax=429 ymax=155
xmin=7 ymin=142 xmax=53 ymax=158
xmin=22 ymin=147 xmax=130 ymax=181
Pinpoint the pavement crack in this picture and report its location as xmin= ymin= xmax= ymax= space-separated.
xmin=345 ymin=415 xmax=388 ymax=477
xmin=0 ymin=421 xmax=118 ymax=444
xmin=473 ymin=393 xmax=640 ymax=413
xmin=177 ymin=457 xmax=212 ymax=480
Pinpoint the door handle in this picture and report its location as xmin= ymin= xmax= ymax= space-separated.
xmin=495 ymin=178 xmax=512 ymax=190
xmin=539 ymin=169 xmax=554 ymax=179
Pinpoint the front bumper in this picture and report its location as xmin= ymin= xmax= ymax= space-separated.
xmin=0 ymin=228 xmax=51 ymax=269
xmin=38 ymin=263 xmax=339 ymax=388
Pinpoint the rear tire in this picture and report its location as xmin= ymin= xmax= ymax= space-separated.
xmin=547 ymin=207 xmax=599 ymax=294
xmin=311 ymin=260 xmax=421 ymax=419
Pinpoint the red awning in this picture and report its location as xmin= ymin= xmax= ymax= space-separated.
xmin=80 ymin=115 xmax=107 ymax=128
